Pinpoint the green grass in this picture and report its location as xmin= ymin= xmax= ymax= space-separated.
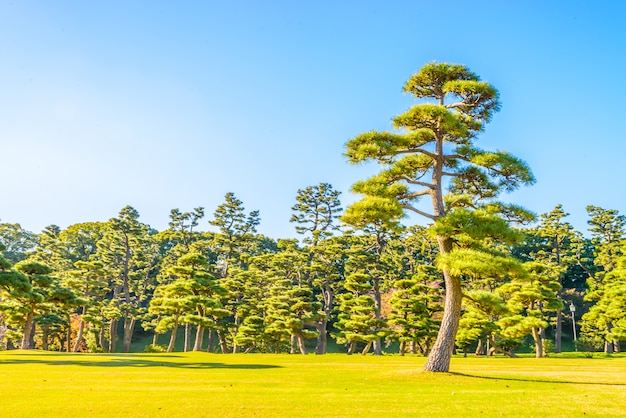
xmin=1 ymin=351 xmax=625 ymax=417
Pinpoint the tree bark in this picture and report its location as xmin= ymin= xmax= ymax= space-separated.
xmin=193 ymin=325 xmax=204 ymax=351
xmin=424 ymin=238 xmax=461 ymax=372
xmin=184 ymin=323 xmax=192 ymax=352
xmin=290 ymin=334 xmax=298 ymax=354
xmin=167 ymin=319 xmax=179 ymax=353
xmin=532 ymin=327 xmax=543 ymax=358
xmin=21 ymin=312 xmax=35 ymax=349
xmin=605 ymin=322 xmax=614 ymax=354
xmin=315 ymin=284 xmax=334 ymax=354
xmin=207 ymin=330 xmax=215 ymax=353
xmin=73 ymin=306 xmax=87 ymax=352
xmin=122 ymin=316 xmax=136 ymax=353
xmin=297 ymin=334 xmax=307 ymax=355
xmin=475 ymin=338 xmax=486 ymax=355
xmin=217 ymin=330 xmax=229 ymax=354
xmin=108 ymin=318 xmax=118 ymax=353
xmin=42 ymin=324 xmax=49 ymax=350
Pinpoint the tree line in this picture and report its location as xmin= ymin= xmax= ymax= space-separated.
xmin=0 ymin=193 xmax=622 ymax=359
xmin=1 ymin=63 xmax=624 ymax=373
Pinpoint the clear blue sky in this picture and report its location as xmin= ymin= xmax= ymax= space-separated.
xmin=1 ymin=1 xmax=624 ymax=238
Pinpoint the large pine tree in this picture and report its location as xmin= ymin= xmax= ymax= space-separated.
xmin=345 ymin=62 xmax=535 ymax=371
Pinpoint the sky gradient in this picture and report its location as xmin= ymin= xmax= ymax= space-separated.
xmin=1 ymin=1 xmax=625 ymax=238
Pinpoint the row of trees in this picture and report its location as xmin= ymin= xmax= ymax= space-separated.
xmin=0 ymin=193 xmax=623 ymax=359
xmin=1 ymin=63 xmax=624 ymax=374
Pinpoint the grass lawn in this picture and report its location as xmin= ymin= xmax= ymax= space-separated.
xmin=1 ymin=350 xmax=625 ymax=417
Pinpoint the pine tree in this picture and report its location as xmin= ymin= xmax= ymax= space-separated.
xmin=345 ymin=62 xmax=534 ymax=371
xmin=581 ymin=206 xmax=625 ymax=352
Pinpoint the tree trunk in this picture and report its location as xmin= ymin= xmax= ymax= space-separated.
xmin=372 ymin=277 xmax=383 ymax=356
xmin=122 ymin=316 xmax=136 ymax=353
xmin=290 ymin=334 xmax=298 ymax=354
xmin=605 ymin=322 xmax=614 ymax=354
xmin=153 ymin=332 xmax=159 ymax=345
xmin=73 ymin=318 xmax=85 ymax=352
xmin=475 ymin=338 xmax=486 ymax=355
xmin=108 ymin=318 xmax=118 ymax=353
xmin=193 ymin=325 xmax=204 ymax=351
xmin=532 ymin=327 xmax=543 ymax=358
xmin=424 ymin=237 xmax=462 ymax=372
xmin=184 ymin=323 xmax=192 ymax=352
xmin=554 ymin=310 xmax=562 ymax=353
xmin=21 ymin=312 xmax=35 ymax=349
xmin=315 ymin=285 xmax=333 ymax=354
xmin=99 ymin=326 xmax=106 ymax=352
xmin=167 ymin=319 xmax=179 ymax=353
xmin=42 ymin=324 xmax=49 ymax=350
xmin=347 ymin=340 xmax=356 ymax=355
xmin=73 ymin=306 xmax=87 ymax=352
xmin=315 ymin=319 xmax=328 ymax=355
xmin=207 ymin=330 xmax=215 ymax=353
xmin=297 ymin=333 xmax=307 ymax=355
xmin=0 ymin=314 xmax=7 ymax=350
xmin=362 ymin=341 xmax=372 ymax=355
xmin=217 ymin=330 xmax=229 ymax=354
xmin=399 ymin=341 xmax=406 ymax=356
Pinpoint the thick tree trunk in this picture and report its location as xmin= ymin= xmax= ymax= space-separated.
xmin=207 ymin=330 xmax=215 ymax=353
xmin=290 ymin=334 xmax=298 ymax=354
xmin=362 ymin=341 xmax=372 ymax=355
xmin=297 ymin=334 xmax=307 ymax=355
xmin=122 ymin=317 xmax=136 ymax=353
xmin=315 ymin=319 xmax=328 ymax=355
xmin=424 ymin=237 xmax=462 ymax=372
xmin=399 ymin=341 xmax=406 ymax=356
xmin=153 ymin=332 xmax=159 ymax=345
xmin=21 ymin=312 xmax=35 ymax=349
xmin=167 ymin=320 xmax=179 ymax=353
xmin=193 ymin=325 xmax=204 ymax=351
xmin=347 ymin=341 xmax=356 ymax=355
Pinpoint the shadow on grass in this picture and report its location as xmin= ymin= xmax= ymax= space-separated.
xmin=0 ymin=358 xmax=280 ymax=369
xmin=450 ymin=372 xmax=626 ymax=386
xmin=5 ymin=352 xmax=183 ymax=358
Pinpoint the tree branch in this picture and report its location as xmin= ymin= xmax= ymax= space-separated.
xmin=401 ymin=204 xmax=436 ymax=220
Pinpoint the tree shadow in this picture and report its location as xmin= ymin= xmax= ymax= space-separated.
xmin=0 ymin=357 xmax=280 ymax=369
xmin=449 ymin=372 xmax=626 ymax=386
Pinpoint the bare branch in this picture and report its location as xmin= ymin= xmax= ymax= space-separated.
xmin=399 ymin=176 xmax=435 ymax=189
xmin=401 ymin=204 xmax=436 ymax=220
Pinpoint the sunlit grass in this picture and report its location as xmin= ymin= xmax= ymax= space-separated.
xmin=1 ymin=350 xmax=625 ymax=417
